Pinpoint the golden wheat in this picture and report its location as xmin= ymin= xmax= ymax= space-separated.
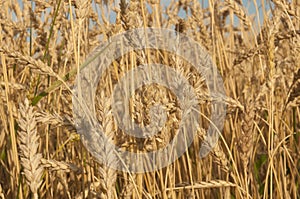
xmin=0 ymin=0 xmax=299 ymax=198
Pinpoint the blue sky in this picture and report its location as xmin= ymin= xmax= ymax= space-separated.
xmin=16 ymin=0 xmax=270 ymax=24
xmin=100 ymin=0 xmax=270 ymax=28
xmin=15 ymin=0 xmax=271 ymax=43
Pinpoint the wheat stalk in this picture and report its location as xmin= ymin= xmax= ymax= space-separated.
xmin=172 ymin=180 xmax=237 ymax=190
xmin=0 ymin=184 xmax=4 ymax=199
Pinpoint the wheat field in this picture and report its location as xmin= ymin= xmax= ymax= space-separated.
xmin=0 ymin=0 xmax=299 ymax=198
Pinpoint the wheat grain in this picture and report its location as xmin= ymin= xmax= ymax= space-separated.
xmin=224 ymin=0 xmax=252 ymax=27
xmin=287 ymin=68 xmax=300 ymax=107
xmin=41 ymin=158 xmax=82 ymax=174
xmin=120 ymin=174 xmax=136 ymax=199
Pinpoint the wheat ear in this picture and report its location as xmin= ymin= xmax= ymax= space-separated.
xmin=17 ymin=99 xmax=43 ymax=199
xmin=95 ymin=92 xmax=118 ymax=199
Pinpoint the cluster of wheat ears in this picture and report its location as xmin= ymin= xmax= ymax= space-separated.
xmin=0 ymin=0 xmax=299 ymax=198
